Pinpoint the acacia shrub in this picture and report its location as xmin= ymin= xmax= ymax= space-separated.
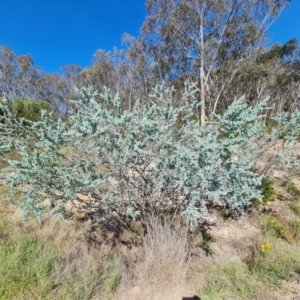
xmin=0 ymin=82 xmax=300 ymax=227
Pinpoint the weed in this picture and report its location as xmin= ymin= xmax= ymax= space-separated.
xmin=196 ymin=228 xmax=214 ymax=255
xmin=200 ymin=263 xmax=259 ymax=300
xmin=289 ymin=202 xmax=300 ymax=216
xmin=0 ymin=235 xmax=59 ymax=299
xmin=261 ymin=178 xmax=276 ymax=203
xmin=58 ymin=267 xmax=102 ymax=300
xmin=286 ymin=181 xmax=300 ymax=198
xmin=290 ymin=220 xmax=300 ymax=241
xmin=249 ymin=239 xmax=300 ymax=286
xmin=216 ymin=208 xmax=229 ymax=218
xmin=106 ymin=259 xmax=122 ymax=295
xmin=261 ymin=216 xmax=286 ymax=239
xmin=252 ymin=178 xmax=276 ymax=205
xmin=260 ymin=241 xmax=272 ymax=255
xmin=3 ymin=85 xmax=283 ymax=228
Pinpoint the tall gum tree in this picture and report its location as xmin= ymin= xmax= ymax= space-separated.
xmin=141 ymin=0 xmax=291 ymax=124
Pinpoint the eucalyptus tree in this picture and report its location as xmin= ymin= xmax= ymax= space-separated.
xmin=0 ymin=46 xmax=71 ymax=115
xmin=141 ymin=0 xmax=291 ymax=124
xmin=215 ymin=38 xmax=300 ymax=113
xmin=79 ymin=48 xmax=125 ymax=107
xmin=41 ymin=73 xmax=72 ymax=115
xmin=0 ymin=46 xmax=39 ymax=98
xmin=261 ymin=40 xmax=300 ymax=113
xmin=78 ymin=43 xmax=152 ymax=110
xmin=61 ymin=64 xmax=82 ymax=87
xmin=122 ymin=33 xmax=153 ymax=108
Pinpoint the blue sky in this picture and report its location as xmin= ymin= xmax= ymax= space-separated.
xmin=268 ymin=1 xmax=300 ymax=44
xmin=0 ymin=0 xmax=299 ymax=73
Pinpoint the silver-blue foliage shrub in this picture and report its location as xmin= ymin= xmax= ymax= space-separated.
xmin=0 ymin=82 xmax=299 ymax=226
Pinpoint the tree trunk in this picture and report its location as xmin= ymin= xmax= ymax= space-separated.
xmin=199 ymin=12 xmax=205 ymax=126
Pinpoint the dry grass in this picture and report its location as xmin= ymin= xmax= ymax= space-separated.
xmin=0 ymin=149 xmax=22 ymax=170
xmin=127 ymin=215 xmax=190 ymax=288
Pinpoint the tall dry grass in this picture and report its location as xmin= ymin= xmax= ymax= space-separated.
xmin=129 ymin=216 xmax=191 ymax=288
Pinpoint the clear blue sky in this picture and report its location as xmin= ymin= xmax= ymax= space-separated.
xmin=0 ymin=0 xmax=299 ymax=73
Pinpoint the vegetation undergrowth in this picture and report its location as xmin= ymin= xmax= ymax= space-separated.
xmin=0 ymin=233 xmax=59 ymax=299
xmin=249 ymin=238 xmax=300 ymax=287
xmin=251 ymin=178 xmax=277 ymax=206
xmin=261 ymin=178 xmax=277 ymax=203
xmin=1 ymin=186 xmax=300 ymax=299
xmin=195 ymin=228 xmax=214 ymax=255
xmin=290 ymin=220 xmax=300 ymax=241
xmin=0 ymin=198 xmax=121 ymax=300
xmin=260 ymin=214 xmax=296 ymax=244
xmin=286 ymin=181 xmax=300 ymax=198
xmin=289 ymin=202 xmax=300 ymax=216
xmin=0 ymin=231 xmax=105 ymax=300
xmin=103 ymin=257 xmax=122 ymax=298
xmin=200 ymin=262 xmax=260 ymax=299
xmin=197 ymin=230 xmax=300 ymax=299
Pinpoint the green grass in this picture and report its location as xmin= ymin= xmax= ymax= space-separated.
xmin=0 ymin=235 xmax=59 ymax=300
xmin=261 ymin=216 xmax=286 ymax=240
xmin=200 ymin=263 xmax=259 ymax=300
xmin=216 ymin=208 xmax=229 ymax=218
xmin=251 ymin=178 xmax=277 ymax=206
xmin=104 ymin=257 xmax=122 ymax=297
xmin=249 ymin=240 xmax=300 ymax=286
xmin=0 ymin=209 xmax=108 ymax=300
xmin=58 ymin=267 xmax=103 ymax=300
xmin=198 ymin=236 xmax=300 ymax=298
xmin=0 ymin=229 xmax=106 ymax=300
xmin=262 ymin=178 xmax=276 ymax=203
xmin=261 ymin=178 xmax=276 ymax=203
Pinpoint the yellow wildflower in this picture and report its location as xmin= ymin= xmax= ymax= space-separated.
xmin=260 ymin=242 xmax=272 ymax=254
